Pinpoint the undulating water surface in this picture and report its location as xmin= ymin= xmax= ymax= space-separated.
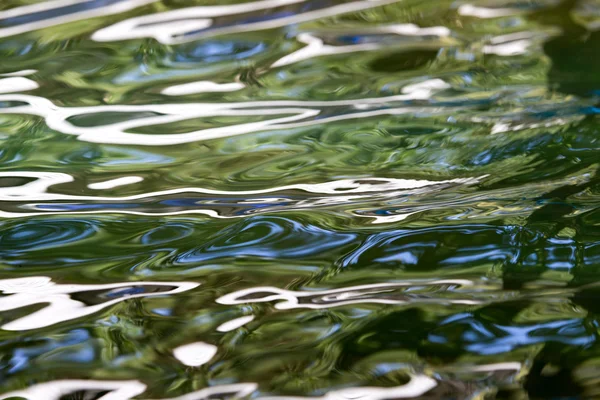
xmin=1 ymin=0 xmax=600 ymax=398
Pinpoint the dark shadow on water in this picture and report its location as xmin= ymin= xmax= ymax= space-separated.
xmin=535 ymin=0 xmax=600 ymax=98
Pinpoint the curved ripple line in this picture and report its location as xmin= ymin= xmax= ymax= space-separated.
xmin=0 ymin=379 xmax=147 ymax=400
xmin=162 ymin=383 xmax=258 ymax=400
xmin=0 ymin=0 xmax=157 ymax=39
xmin=217 ymin=315 xmax=255 ymax=332
xmin=0 ymin=276 xmax=199 ymax=331
xmin=261 ymin=375 xmax=437 ymax=400
xmin=0 ymin=69 xmax=37 ymax=77
xmin=0 ymin=381 xmax=259 ymax=400
xmin=93 ymin=0 xmax=304 ymax=44
xmin=0 ymin=77 xmax=38 ymax=94
xmin=216 ymin=280 xmax=479 ymax=310
xmin=92 ymin=0 xmax=405 ymax=44
xmin=0 ymin=79 xmax=450 ymax=145
xmin=0 ymin=174 xmax=484 ymax=218
xmin=0 ymin=171 xmax=73 ymax=199
xmin=0 ymin=172 xmax=483 ymax=200
xmin=272 ymin=26 xmax=450 ymax=68
xmin=0 ymin=377 xmax=435 ymax=400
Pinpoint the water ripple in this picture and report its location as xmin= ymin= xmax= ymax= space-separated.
xmin=217 ymin=280 xmax=480 ymax=309
xmin=0 ymin=276 xmax=198 ymax=330
xmin=0 ymin=0 xmax=598 ymax=397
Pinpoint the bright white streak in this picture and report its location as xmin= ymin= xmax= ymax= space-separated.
xmin=217 ymin=315 xmax=255 ymax=332
xmin=88 ymin=176 xmax=144 ymax=190
xmin=162 ymin=81 xmax=245 ymax=96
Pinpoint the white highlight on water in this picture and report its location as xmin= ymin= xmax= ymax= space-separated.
xmin=0 ymin=0 xmax=157 ymax=39
xmin=0 ymin=171 xmax=73 ymax=199
xmin=0 ymin=78 xmax=450 ymax=145
xmin=0 ymin=376 xmax=436 ymax=400
xmin=0 ymin=77 xmax=38 ymax=93
xmin=93 ymin=0 xmax=406 ymax=44
xmin=458 ymin=4 xmax=520 ymax=18
xmin=0 ymin=380 xmax=147 ymax=400
xmin=173 ymin=342 xmax=218 ymax=367
xmin=484 ymin=40 xmax=531 ymax=56
xmin=468 ymin=362 xmax=522 ymax=372
xmin=0 ymin=171 xmax=484 ymax=219
xmin=0 ymin=276 xmax=199 ymax=331
xmin=217 ymin=280 xmax=480 ymax=310
xmin=217 ymin=315 xmax=255 ymax=332
xmin=261 ymin=375 xmax=437 ymax=400
xmin=92 ymin=0 xmax=306 ymax=44
xmin=88 ymin=176 xmax=144 ymax=190
xmin=0 ymin=380 xmax=259 ymax=400
xmin=0 ymin=172 xmax=482 ymax=201
xmin=0 ymin=69 xmax=37 ymax=77
xmin=162 ymin=81 xmax=245 ymax=96
xmin=268 ymin=24 xmax=450 ymax=68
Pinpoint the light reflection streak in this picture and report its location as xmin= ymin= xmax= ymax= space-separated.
xmin=0 ymin=79 xmax=450 ymax=145
xmin=92 ymin=0 xmax=304 ymax=44
xmin=87 ymin=176 xmax=144 ymax=190
xmin=483 ymin=32 xmax=540 ymax=56
xmin=0 ymin=77 xmax=38 ymax=93
xmin=458 ymin=4 xmax=520 ymax=18
xmin=217 ymin=315 xmax=255 ymax=332
xmin=0 ymin=381 xmax=259 ymax=400
xmin=0 ymin=377 xmax=437 ymax=400
xmin=260 ymin=375 xmax=437 ymax=400
xmin=0 ymin=173 xmax=482 ymax=200
xmin=484 ymin=40 xmax=531 ymax=56
xmin=216 ymin=280 xmax=480 ymax=310
xmin=0 ymin=69 xmax=37 ymax=77
xmin=466 ymin=362 xmax=522 ymax=372
xmin=159 ymin=383 xmax=258 ymax=400
xmin=0 ymin=171 xmax=484 ymax=218
xmin=0 ymin=0 xmax=157 ymax=39
xmin=0 ymin=276 xmax=199 ymax=330
xmin=0 ymin=379 xmax=147 ymax=400
xmin=92 ymin=0 xmax=406 ymax=44
xmin=271 ymin=25 xmax=449 ymax=68
xmin=162 ymin=81 xmax=245 ymax=96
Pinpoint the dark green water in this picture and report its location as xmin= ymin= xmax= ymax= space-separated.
xmin=1 ymin=0 xmax=600 ymax=399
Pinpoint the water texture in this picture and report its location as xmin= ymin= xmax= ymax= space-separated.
xmin=0 ymin=0 xmax=600 ymax=398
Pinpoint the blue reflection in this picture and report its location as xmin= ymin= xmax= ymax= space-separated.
xmin=0 ymin=219 xmax=97 ymax=253
xmin=175 ymin=41 xmax=267 ymax=63
xmin=6 ymin=329 xmax=91 ymax=374
xmin=176 ymin=216 xmax=357 ymax=262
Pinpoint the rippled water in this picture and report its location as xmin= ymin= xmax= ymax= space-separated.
xmin=2 ymin=0 xmax=600 ymax=398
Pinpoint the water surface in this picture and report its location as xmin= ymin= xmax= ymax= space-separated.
xmin=0 ymin=0 xmax=599 ymax=398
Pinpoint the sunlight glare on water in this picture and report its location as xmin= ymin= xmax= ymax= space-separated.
xmin=1 ymin=0 xmax=600 ymax=398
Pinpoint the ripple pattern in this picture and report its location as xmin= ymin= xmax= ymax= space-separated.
xmin=0 ymin=0 xmax=599 ymax=399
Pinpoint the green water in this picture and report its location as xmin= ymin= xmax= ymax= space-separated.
xmin=1 ymin=0 xmax=600 ymax=398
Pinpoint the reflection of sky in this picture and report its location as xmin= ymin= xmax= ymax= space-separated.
xmin=32 ymin=196 xmax=296 ymax=212
xmin=0 ymin=0 xmax=126 ymax=26
xmin=463 ymin=319 xmax=594 ymax=355
xmin=35 ymin=203 xmax=141 ymax=211
xmin=8 ymin=329 xmax=93 ymax=374
xmin=176 ymin=216 xmax=357 ymax=261
xmin=175 ymin=40 xmax=268 ymax=63
xmin=179 ymin=0 xmax=338 ymax=38
xmin=99 ymin=148 xmax=174 ymax=166
xmin=0 ymin=219 xmax=96 ymax=253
